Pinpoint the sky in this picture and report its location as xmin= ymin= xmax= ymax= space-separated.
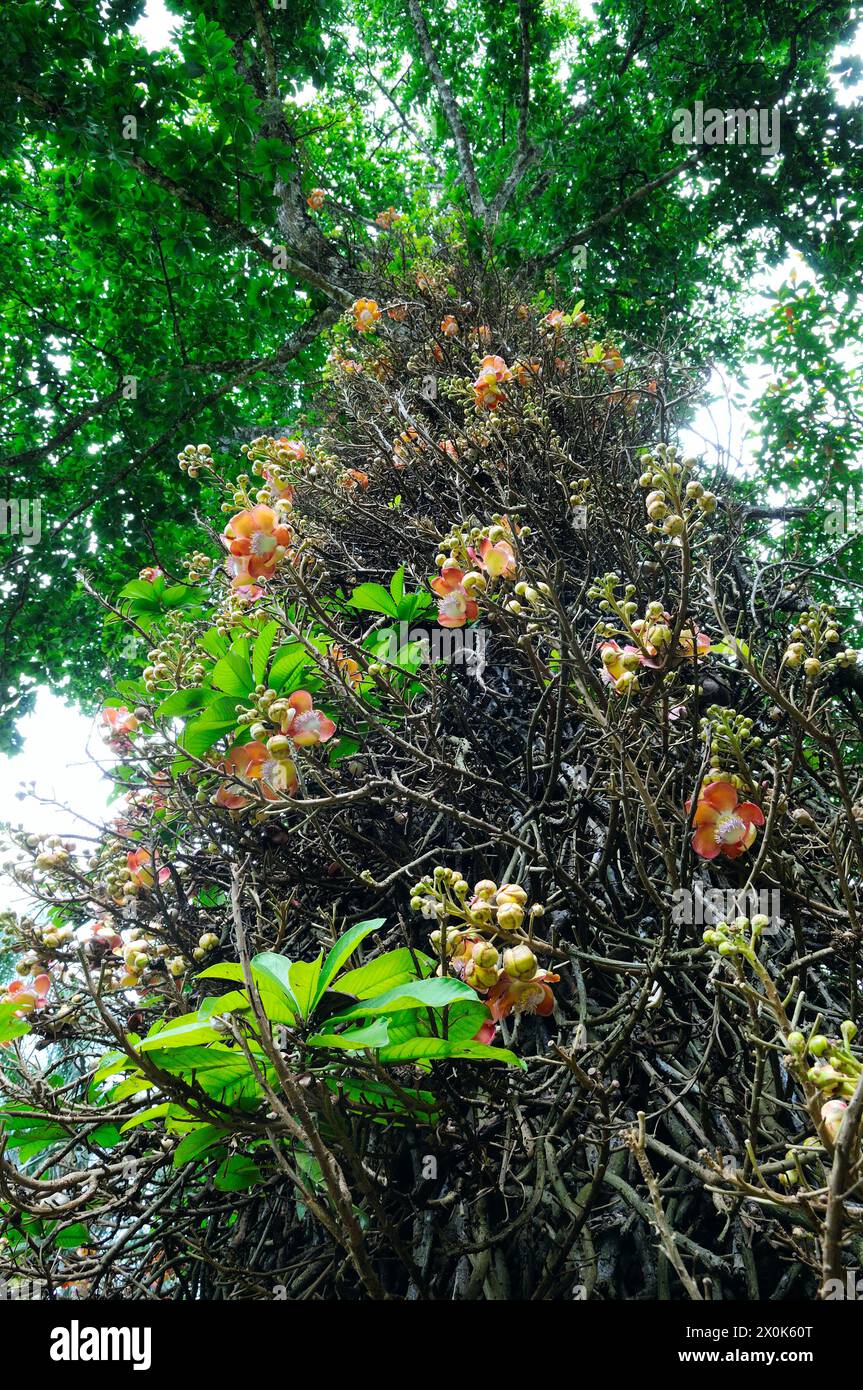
xmin=1 ymin=0 xmax=859 ymax=909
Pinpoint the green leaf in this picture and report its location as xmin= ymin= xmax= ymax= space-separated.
xmin=377 ymin=1038 xmax=525 ymax=1067
xmin=55 ymin=1223 xmax=90 ymax=1249
xmin=0 ymin=1002 xmax=30 ymax=1044
xmin=288 ymin=954 xmax=324 ymax=1019
xmin=214 ymin=1154 xmax=263 ymax=1191
xmin=348 ymin=582 xmax=399 ymax=617
xmin=268 ymin=644 xmax=309 ymax=692
xmin=307 ymin=1018 xmax=391 ymax=1051
xmin=337 ymin=947 xmax=433 ymax=999
xmin=120 ymin=1104 xmax=170 ymax=1133
xmin=173 ymin=1124 xmax=228 ymax=1168
xmin=197 ymin=962 xmax=296 ymax=1026
xmin=139 ymin=1017 xmax=222 ymax=1051
xmin=317 ymin=917 xmax=385 ymax=998
xmin=252 ymin=621 xmax=280 ymax=685
xmin=212 ymin=641 xmax=254 ymax=696
xmin=333 ymin=976 xmax=477 ymax=1019
xmin=389 ymin=566 xmax=405 ymax=606
xmin=156 ymin=687 xmax=216 ymax=718
xmin=180 ymin=716 xmax=237 ymax=758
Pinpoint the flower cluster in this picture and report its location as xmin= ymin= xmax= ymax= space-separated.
xmin=217 ymin=688 xmax=337 ymax=807
xmin=431 ymin=518 xmax=524 ymax=627
xmin=637 ymin=444 xmax=716 ymax=548
xmin=781 ymin=604 xmax=856 ymax=681
xmin=698 ymin=705 xmax=762 ymax=792
xmin=590 ymin=575 xmax=710 ymax=695
xmin=410 ymin=868 xmax=558 ymax=1027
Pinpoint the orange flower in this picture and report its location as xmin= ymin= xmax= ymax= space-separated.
xmin=472 ymin=354 xmax=511 ymax=411
xmin=3 ymin=973 xmax=51 ymax=1015
xmin=431 ymin=563 xmax=479 ymax=629
xmin=306 ymin=188 xmax=326 ymax=210
xmin=387 ymin=302 xmax=408 ymax=322
xmin=602 ymin=346 xmax=624 ymax=374
xmin=543 ymin=309 xmax=565 ymax=331
xmin=375 ymin=206 xmax=400 ymax=229
xmin=486 ymin=968 xmax=559 ymax=1020
xmin=127 ymin=849 xmax=170 ymax=890
xmin=281 ymin=690 xmax=337 ymax=747
xmin=330 ymin=645 xmax=362 ymax=688
xmin=572 ymin=311 xmax=589 ymax=328
xmin=101 ymin=707 xmax=139 ymax=741
xmin=477 ymin=536 xmax=515 ymax=579
xmin=352 ymin=298 xmax=381 ymax=333
xmin=687 ymin=781 xmax=765 ymax=861
xmin=340 ymin=468 xmax=370 ymax=490
xmin=214 ymin=742 xmax=298 ymax=809
xmin=440 ymin=314 xmax=458 ymax=338
xmin=139 ymin=566 xmax=162 ymax=582
xmin=222 ymin=505 xmax=291 ymax=587
xmin=514 ymin=359 xmax=542 ymax=386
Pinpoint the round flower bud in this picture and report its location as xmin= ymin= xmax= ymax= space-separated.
xmin=472 ymin=941 xmax=500 ymax=970
xmin=473 ymin=879 xmax=498 ymax=899
xmin=266 ymin=735 xmax=293 ymax=759
xmin=496 ymin=883 xmax=528 ymax=907
xmin=803 ymin=657 xmax=821 ymax=678
xmin=502 ymin=944 xmax=538 ymax=980
xmin=496 ymin=902 xmax=525 ymax=931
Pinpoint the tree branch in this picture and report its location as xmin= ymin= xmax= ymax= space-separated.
xmin=407 ymin=0 xmax=487 ymax=223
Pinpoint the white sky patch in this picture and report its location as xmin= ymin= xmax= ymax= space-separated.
xmin=131 ymin=0 xmax=179 ymax=52
xmin=0 ymin=691 xmax=115 ymax=913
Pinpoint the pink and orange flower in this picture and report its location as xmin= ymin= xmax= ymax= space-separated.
xmin=686 ymin=781 xmax=765 ymax=861
xmin=222 ymin=505 xmax=292 ymax=588
xmin=476 ymin=536 xmax=515 ymax=579
xmin=280 ymin=690 xmax=337 ymax=747
xmin=472 ymin=355 xmax=511 ymax=411
xmin=306 ymin=188 xmax=326 ymax=210
xmin=440 ymin=314 xmax=458 ymax=338
xmin=214 ymin=742 xmax=298 ymax=809
xmin=599 ymin=640 xmax=642 ymax=686
xmin=101 ymin=707 xmax=139 ymax=741
xmin=127 ymin=849 xmax=171 ymax=891
xmin=2 ymin=973 xmax=50 ymax=1016
xmin=431 ymin=563 xmax=479 ymax=629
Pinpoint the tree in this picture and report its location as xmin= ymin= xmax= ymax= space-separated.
xmin=0 ymin=0 xmax=860 ymax=748
xmin=1 ymin=244 xmax=862 ymax=1301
